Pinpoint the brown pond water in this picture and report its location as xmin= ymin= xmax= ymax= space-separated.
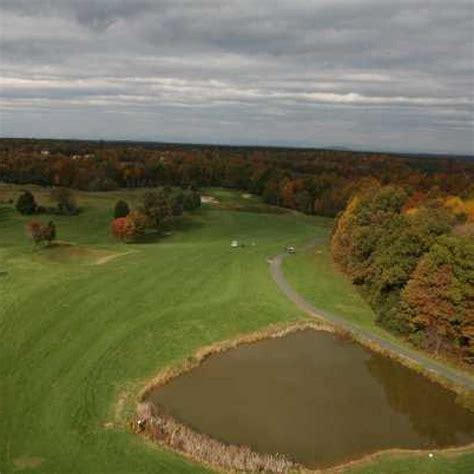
xmin=147 ymin=330 xmax=474 ymax=468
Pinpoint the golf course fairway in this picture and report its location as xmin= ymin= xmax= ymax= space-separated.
xmin=1 ymin=185 xmax=473 ymax=473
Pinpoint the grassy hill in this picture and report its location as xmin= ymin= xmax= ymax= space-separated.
xmin=0 ymin=185 xmax=472 ymax=473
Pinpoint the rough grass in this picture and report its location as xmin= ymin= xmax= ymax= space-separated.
xmin=282 ymin=245 xmax=380 ymax=331
xmin=282 ymin=244 xmax=474 ymax=377
xmin=0 ymin=183 xmax=472 ymax=473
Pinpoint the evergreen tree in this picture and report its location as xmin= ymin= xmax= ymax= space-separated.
xmin=114 ymin=200 xmax=130 ymax=219
xmin=16 ymin=191 xmax=37 ymax=215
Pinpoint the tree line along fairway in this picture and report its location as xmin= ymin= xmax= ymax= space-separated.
xmin=0 ymin=185 xmax=473 ymax=473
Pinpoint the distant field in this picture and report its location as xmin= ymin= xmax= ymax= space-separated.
xmin=0 ymin=184 xmax=472 ymax=473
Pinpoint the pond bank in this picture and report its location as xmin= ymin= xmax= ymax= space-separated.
xmin=133 ymin=322 xmax=474 ymax=472
xmin=270 ymin=247 xmax=474 ymax=396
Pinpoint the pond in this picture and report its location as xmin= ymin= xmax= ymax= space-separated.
xmin=146 ymin=330 xmax=474 ymax=469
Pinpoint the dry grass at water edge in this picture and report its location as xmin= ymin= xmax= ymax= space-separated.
xmin=134 ymin=321 xmax=332 ymax=473
xmin=131 ymin=320 xmax=474 ymax=473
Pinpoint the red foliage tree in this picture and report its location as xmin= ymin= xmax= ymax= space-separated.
xmin=26 ymin=220 xmax=56 ymax=246
xmin=111 ymin=217 xmax=136 ymax=242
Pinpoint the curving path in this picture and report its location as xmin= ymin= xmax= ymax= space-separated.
xmin=269 ymin=249 xmax=474 ymax=391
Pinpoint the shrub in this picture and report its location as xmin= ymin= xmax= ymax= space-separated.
xmin=114 ymin=200 xmax=130 ymax=219
xmin=127 ymin=210 xmax=149 ymax=235
xmin=50 ymin=188 xmax=78 ymax=215
xmin=183 ymin=189 xmax=201 ymax=211
xmin=26 ymin=220 xmax=56 ymax=246
xmin=16 ymin=191 xmax=37 ymax=215
xmin=112 ymin=210 xmax=149 ymax=242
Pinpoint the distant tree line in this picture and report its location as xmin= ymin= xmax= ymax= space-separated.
xmin=1 ymin=139 xmax=473 ymax=218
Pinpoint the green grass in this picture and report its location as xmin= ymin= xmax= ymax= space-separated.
xmin=282 ymin=245 xmax=400 ymax=340
xmin=1 ymin=184 xmax=472 ymax=473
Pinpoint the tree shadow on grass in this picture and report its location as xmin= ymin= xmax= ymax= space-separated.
xmin=173 ymin=215 xmax=206 ymax=233
xmin=132 ymin=215 xmax=206 ymax=244
xmin=132 ymin=232 xmax=165 ymax=244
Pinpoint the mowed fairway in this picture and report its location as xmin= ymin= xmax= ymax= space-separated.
xmin=1 ymin=185 xmax=473 ymax=474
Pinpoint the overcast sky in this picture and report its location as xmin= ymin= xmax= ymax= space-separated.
xmin=0 ymin=1 xmax=473 ymax=154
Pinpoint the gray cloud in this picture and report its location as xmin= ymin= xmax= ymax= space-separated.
xmin=0 ymin=0 xmax=473 ymax=153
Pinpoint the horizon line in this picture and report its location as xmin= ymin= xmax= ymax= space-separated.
xmin=1 ymin=134 xmax=473 ymax=159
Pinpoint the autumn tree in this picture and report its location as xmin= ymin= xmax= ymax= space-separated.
xmin=139 ymin=189 xmax=173 ymax=231
xmin=127 ymin=209 xmax=149 ymax=235
xmin=111 ymin=210 xmax=148 ymax=242
xmin=332 ymin=184 xmax=470 ymax=360
xmin=443 ymin=196 xmax=474 ymax=222
xmin=26 ymin=220 xmax=56 ymax=246
xmin=399 ymin=236 xmax=474 ymax=362
xmin=111 ymin=217 xmax=136 ymax=242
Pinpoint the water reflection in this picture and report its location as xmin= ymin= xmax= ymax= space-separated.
xmin=148 ymin=330 xmax=474 ymax=468
xmin=366 ymin=354 xmax=474 ymax=446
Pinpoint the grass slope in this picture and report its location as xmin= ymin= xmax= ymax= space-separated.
xmin=283 ymin=245 xmax=399 ymax=336
xmin=0 ymin=185 xmax=472 ymax=473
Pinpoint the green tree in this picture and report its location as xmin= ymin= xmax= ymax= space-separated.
xmin=183 ymin=190 xmax=201 ymax=211
xmin=171 ymin=190 xmax=184 ymax=216
xmin=51 ymin=188 xmax=78 ymax=215
xmin=16 ymin=190 xmax=37 ymax=215
xmin=114 ymin=200 xmax=130 ymax=219
xmin=45 ymin=221 xmax=56 ymax=243
xmin=139 ymin=189 xmax=173 ymax=231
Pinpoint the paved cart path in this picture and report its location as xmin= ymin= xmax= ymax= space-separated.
xmin=269 ymin=248 xmax=474 ymax=391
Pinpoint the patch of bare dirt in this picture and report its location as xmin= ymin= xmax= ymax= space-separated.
xmin=13 ymin=456 xmax=44 ymax=470
xmin=39 ymin=242 xmax=132 ymax=265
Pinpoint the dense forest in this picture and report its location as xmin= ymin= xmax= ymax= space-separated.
xmin=1 ymin=138 xmax=473 ymax=362
xmin=332 ymin=185 xmax=474 ymax=363
xmin=1 ymin=138 xmax=473 ymax=218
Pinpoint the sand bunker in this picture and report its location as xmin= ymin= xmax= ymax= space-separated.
xmin=200 ymin=195 xmax=219 ymax=205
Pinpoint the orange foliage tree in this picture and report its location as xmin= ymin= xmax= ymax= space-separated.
xmin=400 ymin=237 xmax=474 ymax=362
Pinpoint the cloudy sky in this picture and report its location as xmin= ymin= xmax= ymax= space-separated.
xmin=0 ymin=1 xmax=473 ymax=154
